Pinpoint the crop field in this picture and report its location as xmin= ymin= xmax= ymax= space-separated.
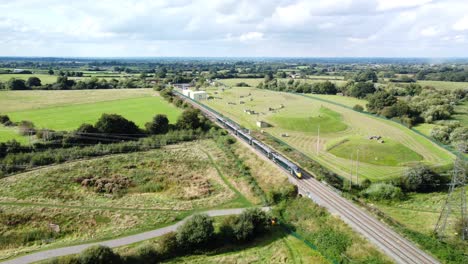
xmin=0 ymin=89 xmax=181 ymax=142
xmin=0 ymin=140 xmax=249 ymax=260
xmin=0 ymin=74 xmax=58 ymax=85
xmin=202 ymin=86 xmax=454 ymax=181
xmin=0 ymin=89 xmax=155 ymax=113
xmin=417 ymin=80 xmax=468 ymax=90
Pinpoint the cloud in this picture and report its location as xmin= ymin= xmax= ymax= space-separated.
xmin=0 ymin=0 xmax=467 ymax=57
xmin=239 ymin=32 xmax=264 ymax=42
xmin=453 ymin=16 xmax=468 ymax=31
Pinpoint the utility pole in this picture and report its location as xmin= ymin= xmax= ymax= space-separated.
xmin=349 ymin=153 xmax=354 ymax=185
xmin=434 ymin=152 xmax=467 ymax=240
xmin=316 ymin=125 xmax=320 ymax=156
xmin=356 ymin=149 xmax=360 ymax=185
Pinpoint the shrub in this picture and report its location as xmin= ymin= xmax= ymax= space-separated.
xmin=156 ymin=232 xmax=180 ymax=258
xmin=18 ymin=120 xmax=35 ymax=136
xmin=145 ymin=114 xmax=169 ymax=135
xmin=176 ymin=214 xmax=214 ymax=249
xmin=236 ymin=82 xmax=250 ymax=87
xmin=361 ymin=183 xmax=404 ymax=201
xmin=353 ymin=104 xmax=364 ymax=112
xmin=79 ymin=245 xmax=121 ymax=264
xmin=402 ymin=164 xmax=441 ymax=192
xmin=95 ymin=114 xmax=140 ymax=135
xmin=0 ymin=115 xmax=10 ymax=124
xmin=267 ymin=184 xmax=298 ymax=204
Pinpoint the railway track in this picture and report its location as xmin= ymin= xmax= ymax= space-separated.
xmin=176 ymin=91 xmax=440 ymax=264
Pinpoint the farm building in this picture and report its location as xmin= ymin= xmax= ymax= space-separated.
xmin=256 ymin=121 xmax=270 ymax=128
xmin=173 ymin=83 xmax=192 ymax=90
xmin=190 ymin=91 xmax=207 ymax=101
xmin=182 ymin=89 xmax=192 ymax=97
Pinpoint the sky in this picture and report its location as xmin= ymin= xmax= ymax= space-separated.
xmin=0 ymin=0 xmax=468 ymax=57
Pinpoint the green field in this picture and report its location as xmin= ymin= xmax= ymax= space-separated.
xmin=6 ymin=96 xmax=181 ymax=131
xmin=0 ymin=140 xmax=251 ymax=260
xmin=270 ymin=107 xmax=347 ymax=133
xmin=417 ymin=80 xmax=468 ymax=90
xmin=327 ymin=137 xmax=423 ymax=166
xmin=0 ymin=74 xmax=58 ymax=85
xmin=0 ymin=89 xmax=181 ymax=141
xmin=202 ymin=86 xmax=454 ymax=181
xmin=0 ymin=126 xmax=28 ymax=144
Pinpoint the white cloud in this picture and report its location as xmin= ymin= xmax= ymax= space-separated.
xmin=239 ymin=32 xmax=264 ymax=42
xmin=420 ymin=26 xmax=440 ymax=37
xmin=453 ymin=16 xmax=468 ymax=31
xmin=376 ymin=0 xmax=432 ymax=11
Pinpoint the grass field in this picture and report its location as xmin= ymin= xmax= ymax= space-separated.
xmin=0 ymin=89 xmax=181 ymax=142
xmin=417 ymin=80 xmax=468 ymax=90
xmin=0 ymin=74 xmax=58 ymax=85
xmin=6 ymin=96 xmax=181 ymax=131
xmin=0 ymin=125 xmax=28 ymax=144
xmin=0 ymin=89 xmax=155 ymax=113
xmin=218 ymin=78 xmax=348 ymax=88
xmin=119 ymin=228 xmax=328 ymax=264
xmin=0 ymin=140 xmax=250 ymax=260
xmin=202 ymin=86 xmax=454 ymax=181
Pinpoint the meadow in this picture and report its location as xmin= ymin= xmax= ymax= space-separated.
xmin=0 ymin=89 xmax=181 ymax=142
xmin=417 ymin=80 xmax=468 ymax=90
xmin=0 ymin=74 xmax=58 ymax=85
xmin=0 ymin=140 xmax=250 ymax=260
xmin=203 ymin=86 xmax=454 ymax=181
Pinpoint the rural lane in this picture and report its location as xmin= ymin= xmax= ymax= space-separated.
xmin=1 ymin=207 xmax=270 ymax=264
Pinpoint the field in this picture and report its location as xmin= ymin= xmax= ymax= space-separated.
xmin=218 ymin=78 xmax=348 ymax=88
xmin=202 ymin=86 xmax=454 ymax=181
xmin=0 ymin=74 xmax=58 ymax=85
xmin=0 ymin=140 xmax=254 ymax=260
xmin=0 ymin=89 xmax=181 ymax=142
xmin=417 ymin=80 xmax=468 ymax=90
xmin=117 ymin=226 xmax=328 ymax=264
xmin=0 ymin=126 xmax=28 ymax=144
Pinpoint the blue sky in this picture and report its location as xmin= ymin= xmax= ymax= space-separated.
xmin=1 ymin=0 xmax=467 ymax=57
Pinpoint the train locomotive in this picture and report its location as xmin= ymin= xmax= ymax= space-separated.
xmin=216 ymin=117 xmax=302 ymax=179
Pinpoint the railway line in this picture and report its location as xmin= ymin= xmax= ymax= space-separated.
xmin=175 ymin=91 xmax=440 ymax=264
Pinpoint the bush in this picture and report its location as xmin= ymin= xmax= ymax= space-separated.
xmin=156 ymin=232 xmax=180 ymax=258
xmin=353 ymin=104 xmax=364 ymax=112
xmin=267 ymin=184 xmax=298 ymax=204
xmin=145 ymin=114 xmax=169 ymax=135
xmin=79 ymin=245 xmax=121 ymax=264
xmin=361 ymin=183 xmax=404 ymax=201
xmin=18 ymin=120 xmax=35 ymax=136
xmin=402 ymin=164 xmax=441 ymax=192
xmin=176 ymin=214 xmax=214 ymax=249
xmin=95 ymin=114 xmax=140 ymax=135
xmin=0 ymin=115 xmax=10 ymax=124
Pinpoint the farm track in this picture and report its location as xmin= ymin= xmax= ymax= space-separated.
xmin=1 ymin=207 xmax=270 ymax=264
xmin=178 ymin=92 xmax=440 ymax=264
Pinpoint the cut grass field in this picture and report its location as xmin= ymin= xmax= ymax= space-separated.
xmin=0 ymin=140 xmax=252 ymax=260
xmin=0 ymin=74 xmax=58 ymax=85
xmin=202 ymin=85 xmax=454 ymax=181
xmin=6 ymin=96 xmax=181 ymax=131
xmin=0 ymin=125 xmax=28 ymax=144
xmin=0 ymin=89 xmax=181 ymax=142
xmin=417 ymin=80 xmax=468 ymax=90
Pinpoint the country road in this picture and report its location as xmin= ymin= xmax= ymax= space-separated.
xmin=1 ymin=207 xmax=269 ymax=264
xmin=177 ymin=92 xmax=440 ymax=264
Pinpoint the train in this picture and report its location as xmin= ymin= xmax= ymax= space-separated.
xmin=216 ymin=116 xmax=302 ymax=179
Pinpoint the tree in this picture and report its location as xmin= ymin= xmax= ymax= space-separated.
xmin=348 ymin=82 xmax=375 ymax=98
xmin=366 ymin=91 xmax=397 ymax=113
xmin=264 ymin=72 xmax=274 ymax=82
xmin=403 ymin=164 xmax=441 ymax=192
xmin=7 ymin=78 xmax=28 ymax=90
xmin=48 ymin=69 xmax=54 ymax=75
xmin=145 ymin=114 xmax=169 ymax=134
xmin=79 ymin=245 xmax=121 ymax=264
xmin=176 ymin=214 xmax=214 ymax=249
xmin=95 ymin=114 xmax=140 ymax=135
xmin=77 ymin=123 xmax=99 ymax=134
xmin=26 ymin=77 xmax=42 ymax=87
xmin=176 ymin=109 xmax=202 ymax=130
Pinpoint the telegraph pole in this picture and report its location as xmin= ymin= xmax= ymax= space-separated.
xmin=356 ymin=149 xmax=360 ymax=185
xmin=316 ymin=125 xmax=320 ymax=156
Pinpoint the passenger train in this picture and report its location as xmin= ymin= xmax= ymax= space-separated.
xmin=216 ymin=117 xmax=302 ymax=179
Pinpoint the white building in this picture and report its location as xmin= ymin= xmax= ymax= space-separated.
xmin=182 ymin=89 xmax=192 ymax=97
xmin=190 ymin=91 xmax=207 ymax=101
